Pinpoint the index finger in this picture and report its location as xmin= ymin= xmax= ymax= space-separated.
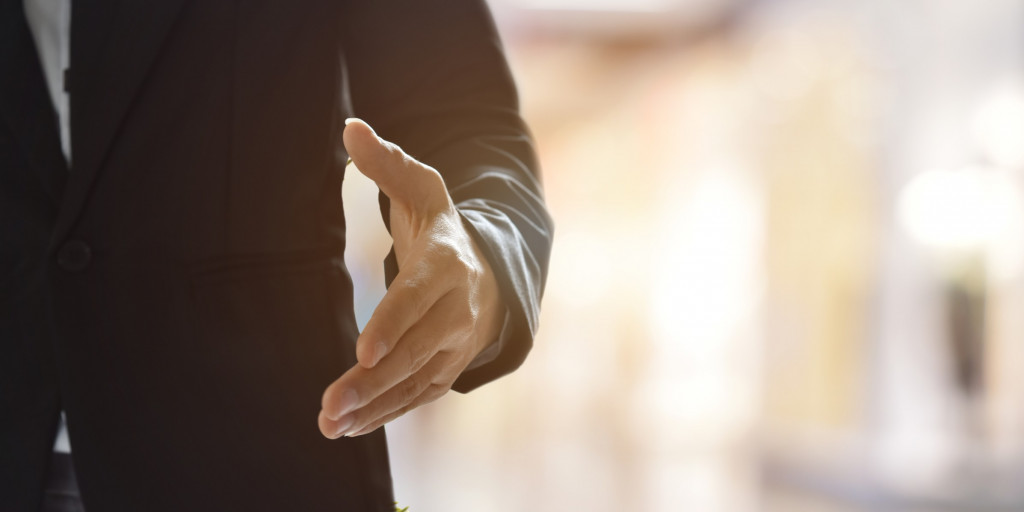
xmin=356 ymin=261 xmax=450 ymax=369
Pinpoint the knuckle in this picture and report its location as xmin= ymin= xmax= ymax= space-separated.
xmin=451 ymin=290 xmax=475 ymax=324
xmin=435 ymin=351 xmax=466 ymax=380
xmin=381 ymin=140 xmax=405 ymax=162
xmin=398 ymin=376 xmax=423 ymax=405
xmin=441 ymin=243 xmax=479 ymax=281
xmin=400 ymin=341 xmax=431 ymax=374
xmin=461 ymin=259 xmax=482 ymax=286
xmin=462 ymin=264 xmax=481 ymax=292
xmin=403 ymin=154 xmax=426 ymax=174
xmin=429 ymin=242 xmax=477 ymax=285
xmin=444 ymin=312 xmax=474 ymax=341
xmin=423 ymin=383 xmax=449 ymax=404
xmin=456 ymin=250 xmax=478 ymax=276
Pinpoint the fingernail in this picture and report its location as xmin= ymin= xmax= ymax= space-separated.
xmin=333 ymin=414 xmax=355 ymax=438
xmin=333 ymin=388 xmax=359 ymax=419
xmin=344 ymin=117 xmax=357 ymax=125
xmin=371 ymin=341 xmax=388 ymax=367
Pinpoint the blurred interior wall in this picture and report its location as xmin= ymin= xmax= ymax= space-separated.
xmin=339 ymin=0 xmax=1024 ymax=510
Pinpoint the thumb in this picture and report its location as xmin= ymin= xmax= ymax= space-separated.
xmin=343 ymin=118 xmax=426 ymax=204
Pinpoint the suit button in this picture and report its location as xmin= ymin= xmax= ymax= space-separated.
xmin=57 ymin=240 xmax=92 ymax=272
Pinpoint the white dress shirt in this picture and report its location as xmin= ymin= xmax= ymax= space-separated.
xmin=23 ymin=0 xmax=72 ymax=453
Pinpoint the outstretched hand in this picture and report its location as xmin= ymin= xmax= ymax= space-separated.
xmin=318 ymin=119 xmax=504 ymax=439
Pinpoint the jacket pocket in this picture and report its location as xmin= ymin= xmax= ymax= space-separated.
xmin=186 ymin=244 xmax=343 ymax=287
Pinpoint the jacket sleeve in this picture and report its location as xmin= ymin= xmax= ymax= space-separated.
xmin=341 ymin=0 xmax=553 ymax=393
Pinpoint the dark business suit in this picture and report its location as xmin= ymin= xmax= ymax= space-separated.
xmin=0 ymin=0 xmax=553 ymax=509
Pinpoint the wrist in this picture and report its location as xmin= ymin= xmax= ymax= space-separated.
xmin=471 ymin=242 xmax=505 ymax=357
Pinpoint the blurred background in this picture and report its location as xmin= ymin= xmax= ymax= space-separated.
xmin=342 ymin=0 xmax=1024 ymax=510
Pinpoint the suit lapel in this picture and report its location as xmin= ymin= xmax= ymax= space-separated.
xmin=0 ymin=0 xmax=68 ymax=205
xmin=50 ymin=0 xmax=188 ymax=245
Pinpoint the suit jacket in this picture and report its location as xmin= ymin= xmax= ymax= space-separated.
xmin=0 ymin=0 xmax=553 ymax=509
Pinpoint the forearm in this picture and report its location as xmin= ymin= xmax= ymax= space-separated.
xmin=344 ymin=0 xmax=553 ymax=392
